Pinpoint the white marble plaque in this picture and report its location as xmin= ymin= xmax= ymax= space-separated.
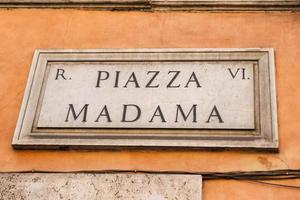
xmin=37 ymin=62 xmax=254 ymax=129
xmin=12 ymin=49 xmax=278 ymax=150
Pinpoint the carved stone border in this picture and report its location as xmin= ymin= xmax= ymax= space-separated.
xmin=12 ymin=48 xmax=278 ymax=151
xmin=0 ymin=0 xmax=299 ymax=11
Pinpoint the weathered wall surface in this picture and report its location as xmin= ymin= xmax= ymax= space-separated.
xmin=0 ymin=173 xmax=202 ymax=200
xmin=0 ymin=9 xmax=300 ymax=199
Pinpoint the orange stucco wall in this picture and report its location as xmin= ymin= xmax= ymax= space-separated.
xmin=0 ymin=9 xmax=300 ymax=199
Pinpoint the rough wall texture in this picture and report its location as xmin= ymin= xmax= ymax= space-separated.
xmin=0 ymin=9 xmax=300 ymax=199
xmin=0 ymin=173 xmax=202 ymax=200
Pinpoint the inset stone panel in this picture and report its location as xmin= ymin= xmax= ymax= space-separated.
xmin=12 ymin=48 xmax=278 ymax=151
